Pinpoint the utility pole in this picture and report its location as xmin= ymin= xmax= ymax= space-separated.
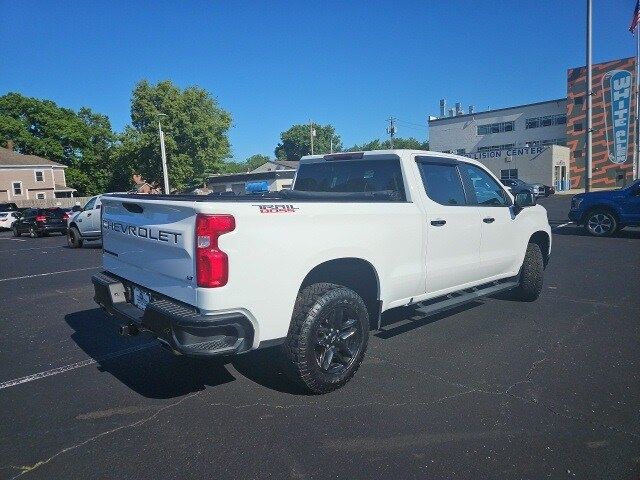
xmin=330 ymin=136 xmax=334 ymax=153
xmin=387 ymin=117 xmax=396 ymax=148
xmin=585 ymin=0 xmax=593 ymax=192
xmin=158 ymin=113 xmax=170 ymax=194
xmin=309 ymin=120 xmax=316 ymax=155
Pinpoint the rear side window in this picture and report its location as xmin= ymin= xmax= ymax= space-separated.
xmin=295 ymin=159 xmax=406 ymax=201
xmin=417 ymin=162 xmax=467 ymax=206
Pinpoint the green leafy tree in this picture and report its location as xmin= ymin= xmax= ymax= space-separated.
xmin=347 ymin=137 xmax=429 ymax=152
xmin=245 ymin=153 xmax=270 ymax=170
xmin=117 ymin=80 xmax=232 ymax=191
xmin=275 ymin=124 xmax=341 ymax=160
xmin=0 ymin=92 xmax=115 ymax=195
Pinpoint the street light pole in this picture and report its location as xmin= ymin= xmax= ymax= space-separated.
xmin=158 ymin=114 xmax=169 ymax=194
xmin=585 ymin=0 xmax=593 ymax=192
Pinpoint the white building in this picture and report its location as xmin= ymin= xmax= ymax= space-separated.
xmin=428 ymin=99 xmax=570 ymax=188
xmin=207 ymin=160 xmax=298 ymax=195
xmin=429 ymin=99 xmax=567 ymax=155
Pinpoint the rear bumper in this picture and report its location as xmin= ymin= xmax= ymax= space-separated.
xmin=91 ymin=272 xmax=254 ymax=357
xmin=37 ymin=223 xmax=66 ymax=233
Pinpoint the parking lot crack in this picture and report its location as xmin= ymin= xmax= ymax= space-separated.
xmin=8 ymin=391 xmax=203 ymax=479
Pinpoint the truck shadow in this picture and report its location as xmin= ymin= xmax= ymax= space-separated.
xmin=65 ymin=308 xmax=307 ymax=397
xmin=375 ymin=302 xmax=483 ymax=339
xmin=553 ymin=224 xmax=640 ymax=238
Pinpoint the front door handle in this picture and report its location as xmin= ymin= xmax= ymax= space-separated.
xmin=483 ymin=217 xmax=495 ymax=223
xmin=430 ymin=219 xmax=447 ymax=226
xmin=87 ymin=213 xmax=92 ymax=217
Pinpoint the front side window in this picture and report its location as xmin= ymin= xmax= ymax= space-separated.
xmin=83 ymin=197 xmax=97 ymax=210
xmin=460 ymin=164 xmax=510 ymax=207
xmin=416 ymin=161 xmax=467 ymax=206
xmin=295 ymin=158 xmax=406 ymax=201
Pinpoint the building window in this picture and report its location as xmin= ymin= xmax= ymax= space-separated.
xmin=12 ymin=181 xmax=22 ymax=195
xmin=529 ymin=138 xmax=567 ymax=147
xmin=477 ymin=121 xmax=515 ymax=135
xmin=456 ymin=148 xmax=466 ymax=155
xmin=35 ymin=170 xmax=44 ymax=182
xmin=477 ymin=143 xmax=514 ymax=152
xmin=36 ymin=192 xmax=46 ymax=199
xmin=525 ymin=114 xmax=566 ymax=129
xmin=574 ymin=96 xmax=584 ymax=105
xmin=573 ymin=150 xmax=583 ymax=158
xmin=500 ymin=169 xmax=518 ymax=179
xmin=573 ymin=123 xmax=583 ymax=132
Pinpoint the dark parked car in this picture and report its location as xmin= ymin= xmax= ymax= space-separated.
xmin=12 ymin=208 xmax=68 ymax=238
xmin=569 ymin=179 xmax=640 ymax=236
xmin=0 ymin=202 xmax=19 ymax=212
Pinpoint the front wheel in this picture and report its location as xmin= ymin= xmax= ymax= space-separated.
xmin=510 ymin=243 xmax=544 ymax=302
xmin=585 ymin=209 xmax=617 ymax=237
xmin=67 ymin=227 xmax=83 ymax=248
xmin=285 ymin=283 xmax=370 ymax=394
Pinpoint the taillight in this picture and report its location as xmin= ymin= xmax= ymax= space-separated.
xmin=195 ymin=214 xmax=235 ymax=288
xmin=35 ymin=215 xmax=46 ymax=222
xmin=63 ymin=212 xmax=69 ymax=220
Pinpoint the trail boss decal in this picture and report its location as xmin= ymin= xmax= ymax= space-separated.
xmin=102 ymin=220 xmax=182 ymax=244
xmin=253 ymin=204 xmax=299 ymax=214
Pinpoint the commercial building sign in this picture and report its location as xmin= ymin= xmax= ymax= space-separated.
xmin=465 ymin=146 xmax=545 ymax=160
xmin=604 ymin=69 xmax=632 ymax=164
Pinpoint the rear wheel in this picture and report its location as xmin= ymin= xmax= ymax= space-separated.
xmin=585 ymin=209 xmax=617 ymax=237
xmin=67 ymin=227 xmax=83 ymax=248
xmin=285 ymin=283 xmax=369 ymax=394
xmin=510 ymin=243 xmax=544 ymax=302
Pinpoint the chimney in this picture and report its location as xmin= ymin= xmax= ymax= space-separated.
xmin=5 ymin=140 xmax=14 ymax=151
xmin=439 ymin=99 xmax=446 ymax=118
xmin=468 ymin=105 xmax=474 ymax=114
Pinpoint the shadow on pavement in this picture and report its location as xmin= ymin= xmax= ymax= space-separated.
xmin=65 ymin=308 xmax=308 ymax=397
xmin=375 ymin=302 xmax=482 ymax=339
xmin=553 ymin=225 xmax=640 ymax=239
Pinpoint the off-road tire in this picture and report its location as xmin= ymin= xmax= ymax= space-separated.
xmin=284 ymin=283 xmax=369 ymax=394
xmin=511 ymin=243 xmax=544 ymax=302
xmin=12 ymin=225 xmax=20 ymax=237
xmin=584 ymin=209 xmax=617 ymax=237
xmin=67 ymin=227 xmax=83 ymax=248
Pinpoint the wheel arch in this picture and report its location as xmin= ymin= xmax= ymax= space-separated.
xmin=529 ymin=231 xmax=550 ymax=268
xmin=299 ymin=258 xmax=381 ymax=329
xmin=583 ymin=204 xmax=621 ymax=224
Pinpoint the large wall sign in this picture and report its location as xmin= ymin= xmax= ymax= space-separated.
xmin=603 ymin=69 xmax=632 ymax=164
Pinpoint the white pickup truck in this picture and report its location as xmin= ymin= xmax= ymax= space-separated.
xmin=92 ymin=150 xmax=551 ymax=393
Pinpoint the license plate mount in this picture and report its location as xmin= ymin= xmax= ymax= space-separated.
xmin=132 ymin=287 xmax=151 ymax=311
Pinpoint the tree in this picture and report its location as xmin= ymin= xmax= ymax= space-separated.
xmin=118 ymin=80 xmax=232 ymax=192
xmin=0 ymin=92 xmax=115 ymax=195
xmin=275 ymin=123 xmax=341 ymax=160
xmin=347 ymin=137 xmax=429 ymax=152
xmin=245 ymin=153 xmax=270 ymax=170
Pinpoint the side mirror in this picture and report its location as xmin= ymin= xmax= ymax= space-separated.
xmin=514 ymin=192 xmax=536 ymax=209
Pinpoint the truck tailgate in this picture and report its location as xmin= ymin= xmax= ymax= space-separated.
xmin=100 ymin=196 xmax=198 ymax=305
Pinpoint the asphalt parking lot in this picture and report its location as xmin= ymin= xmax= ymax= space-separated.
xmin=0 ymin=195 xmax=638 ymax=480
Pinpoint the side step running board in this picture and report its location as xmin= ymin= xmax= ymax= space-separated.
xmin=414 ymin=279 xmax=519 ymax=317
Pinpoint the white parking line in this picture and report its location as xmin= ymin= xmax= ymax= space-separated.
xmin=0 ymin=343 xmax=157 ymax=390
xmin=0 ymin=237 xmax=26 ymax=242
xmin=0 ymin=266 xmax=100 ymax=282
xmin=552 ymin=222 xmax=572 ymax=230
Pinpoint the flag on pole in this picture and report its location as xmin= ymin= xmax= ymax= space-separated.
xmin=630 ymin=0 xmax=640 ymax=33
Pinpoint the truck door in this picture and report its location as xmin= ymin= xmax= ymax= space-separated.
xmin=416 ymin=157 xmax=483 ymax=294
xmin=75 ymin=196 xmax=99 ymax=236
xmin=458 ymin=163 xmax=520 ymax=279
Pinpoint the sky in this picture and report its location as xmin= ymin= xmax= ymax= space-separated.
xmin=1 ymin=0 xmax=638 ymax=161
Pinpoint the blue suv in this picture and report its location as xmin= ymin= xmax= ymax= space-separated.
xmin=569 ymin=179 xmax=640 ymax=236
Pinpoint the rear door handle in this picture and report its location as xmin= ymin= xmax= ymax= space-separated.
xmin=430 ymin=219 xmax=446 ymax=226
xmin=483 ymin=217 xmax=495 ymax=223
